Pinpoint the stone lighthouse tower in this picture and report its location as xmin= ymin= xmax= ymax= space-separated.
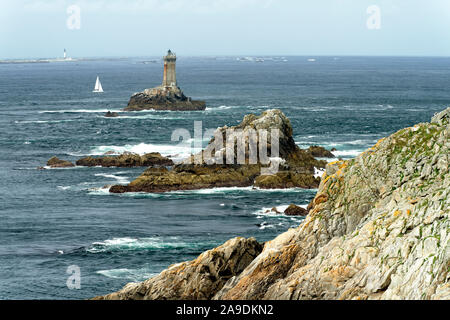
xmin=162 ymin=50 xmax=177 ymax=88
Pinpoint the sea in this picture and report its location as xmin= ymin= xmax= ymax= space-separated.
xmin=0 ymin=56 xmax=448 ymax=299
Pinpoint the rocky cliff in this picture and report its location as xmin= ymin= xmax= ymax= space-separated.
xmin=97 ymin=107 xmax=449 ymax=300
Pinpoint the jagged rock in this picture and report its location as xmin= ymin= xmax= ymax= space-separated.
xmin=284 ymin=204 xmax=308 ymax=216
xmin=100 ymin=107 xmax=450 ymax=300
xmin=76 ymin=152 xmax=173 ymax=167
xmin=109 ymin=110 xmax=325 ymax=193
xmin=93 ymin=237 xmax=263 ymax=300
xmin=46 ymin=156 xmax=75 ymax=168
xmin=306 ymin=145 xmax=335 ymax=158
xmin=104 ymin=111 xmax=119 ymax=117
xmin=124 ymin=86 xmax=205 ymax=111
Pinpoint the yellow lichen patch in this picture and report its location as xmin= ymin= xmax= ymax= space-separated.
xmin=323 ymin=175 xmax=333 ymax=184
xmin=373 ymin=138 xmax=385 ymax=149
xmin=328 ymin=160 xmax=342 ymax=166
xmin=393 ymin=210 xmax=402 ymax=217
xmin=338 ymin=161 xmax=348 ymax=170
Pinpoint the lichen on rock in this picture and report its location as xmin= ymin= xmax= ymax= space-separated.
xmin=97 ymin=107 xmax=449 ymax=300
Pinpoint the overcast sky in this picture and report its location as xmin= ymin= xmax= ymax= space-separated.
xmin=1 ymin=0 xmax=450 ymax=59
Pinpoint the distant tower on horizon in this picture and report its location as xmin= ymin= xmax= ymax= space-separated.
xmin=162 ymin=49 xmax=177 ymax=88
xmin=63 ymin=48 xmax=67 ymax=59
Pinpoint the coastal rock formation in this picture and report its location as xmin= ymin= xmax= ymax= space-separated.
xmin=283 ymin=204 xmax=308 ymax=216
xmin=99 ymin=107 xmax=449 ymax=300
xmin=125 ymin=86 xmax=206 ymax=111
xmin=109 ymin=109 xmax=326 ymax=193
xmin=46 ymin=156 xmax=75 ymax=168
xmin=94 ymin=237 xmax=262 ymax=300
xmin=76 ymin=152 xmax=173 ymax=167
xmin=306 ymin=145 xmax=335 ymax=158
xmin=124 ymin=50 xmax=205 ymax=111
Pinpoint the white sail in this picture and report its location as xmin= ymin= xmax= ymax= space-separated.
xmin=93 ymin=76 xmax=104 ymax=93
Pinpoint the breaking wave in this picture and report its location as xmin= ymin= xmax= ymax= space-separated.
xmin=86 ymin=236 xmax=213 ymax=253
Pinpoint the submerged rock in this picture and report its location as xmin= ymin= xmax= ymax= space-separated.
xmin=283 ymin=204 xmax=308 ymax=216
xmin=46 ymin=156 xmax=75 ymax=168
xmin=109 ymin=109 xmax=326 ymax=193
xmin=76 ymin=152 xmax=173 ymax=167
xmin=94 ymin=237 xmax=262 ymax=300
xmin=99 ymin=107 xmax=450 ymax=300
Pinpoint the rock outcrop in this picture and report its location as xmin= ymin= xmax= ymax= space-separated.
xmin=109 ymin=109 xmax=326 ymax=193
xmin=94 ymin=237 xmax=262 ymax=300
xmin=284 ymin=204 xmax=308 ymax=216
xmin=99 ymin=107 xmax=449 ymax=300
xmin=306 ymin=145 xmax=335 ymax=158
xmin=124 ymin=86 xmax=206 ymax=111
xmin=46 ymin=156 xmax=75 ymax=168
xmin=104 ymin=111 xmax=119 ymax=117
xmin=76 ymin=152 xmax=174 ymax=167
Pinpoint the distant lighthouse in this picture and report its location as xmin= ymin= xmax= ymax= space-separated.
xmin=162 ymin=50 xmax=177 ymax=88
xmin=63 ymin=48 xmax=67 ymax=59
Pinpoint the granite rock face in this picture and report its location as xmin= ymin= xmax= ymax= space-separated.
xmin=76 ymin=152 xmax=174 ymax=167
xmin=124 ymin=86 xmax=206 ymax=111
xmin=109 ymin=109 xmax=326 ymax=193
xmin=94 ymin=237 xmax=262 ymax=300
xmin=99 ymin=107 xmax=449 ymax=300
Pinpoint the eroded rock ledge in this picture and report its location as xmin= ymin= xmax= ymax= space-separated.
xmin=97 ymin=107 xmax=449 ymax=300
xmin=75 ymin=152 xmax=173 ymax=167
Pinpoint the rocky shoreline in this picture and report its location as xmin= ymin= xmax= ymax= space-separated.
xmin=95 ymin=107 xmax=449 ymax=300
xmin=109 ymin=109 xmax=328 ymax=193
xmin=44 ymin=152 xmax=173 ymax=169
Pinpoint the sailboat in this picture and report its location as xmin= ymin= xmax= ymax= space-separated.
xmin=93 ymin=76 xmax=104 ymax=93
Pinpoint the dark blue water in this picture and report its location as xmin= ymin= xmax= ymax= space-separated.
xmin=0 ymin=56 xmax=448 ymax=299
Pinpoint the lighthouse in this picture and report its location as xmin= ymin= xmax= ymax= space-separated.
xmin=162 ymin=50 xmax=177 ymax=88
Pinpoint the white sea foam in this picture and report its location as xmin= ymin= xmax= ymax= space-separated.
xmin=331 ymin=149 xmax=362 ymax=158
xmin=168 ymin=186 xmax=308 ymax=195
xmin=39 ymin=109 xmax=122 ymax=114
xmin=86 ymin=236 xmax=202 ymax=253
xmin=86 ymin=143 xmax=201 ymax=161
xmin=87 ymin=186 xmax=111 ymax=195
xmin=96 ymin=268 xmax=157 ymax=281
xmin=314 ymin=167 xmax=325 ymax=179
xmin=15 ymin=119 xmax=76 ymax=124
xmin=94 ymin=173 xmax=130 ymax=184
xmin=57 ymin=186 xmax=71 ymax=191
xmin=252 ymin=204 xmax=308 ymax=217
